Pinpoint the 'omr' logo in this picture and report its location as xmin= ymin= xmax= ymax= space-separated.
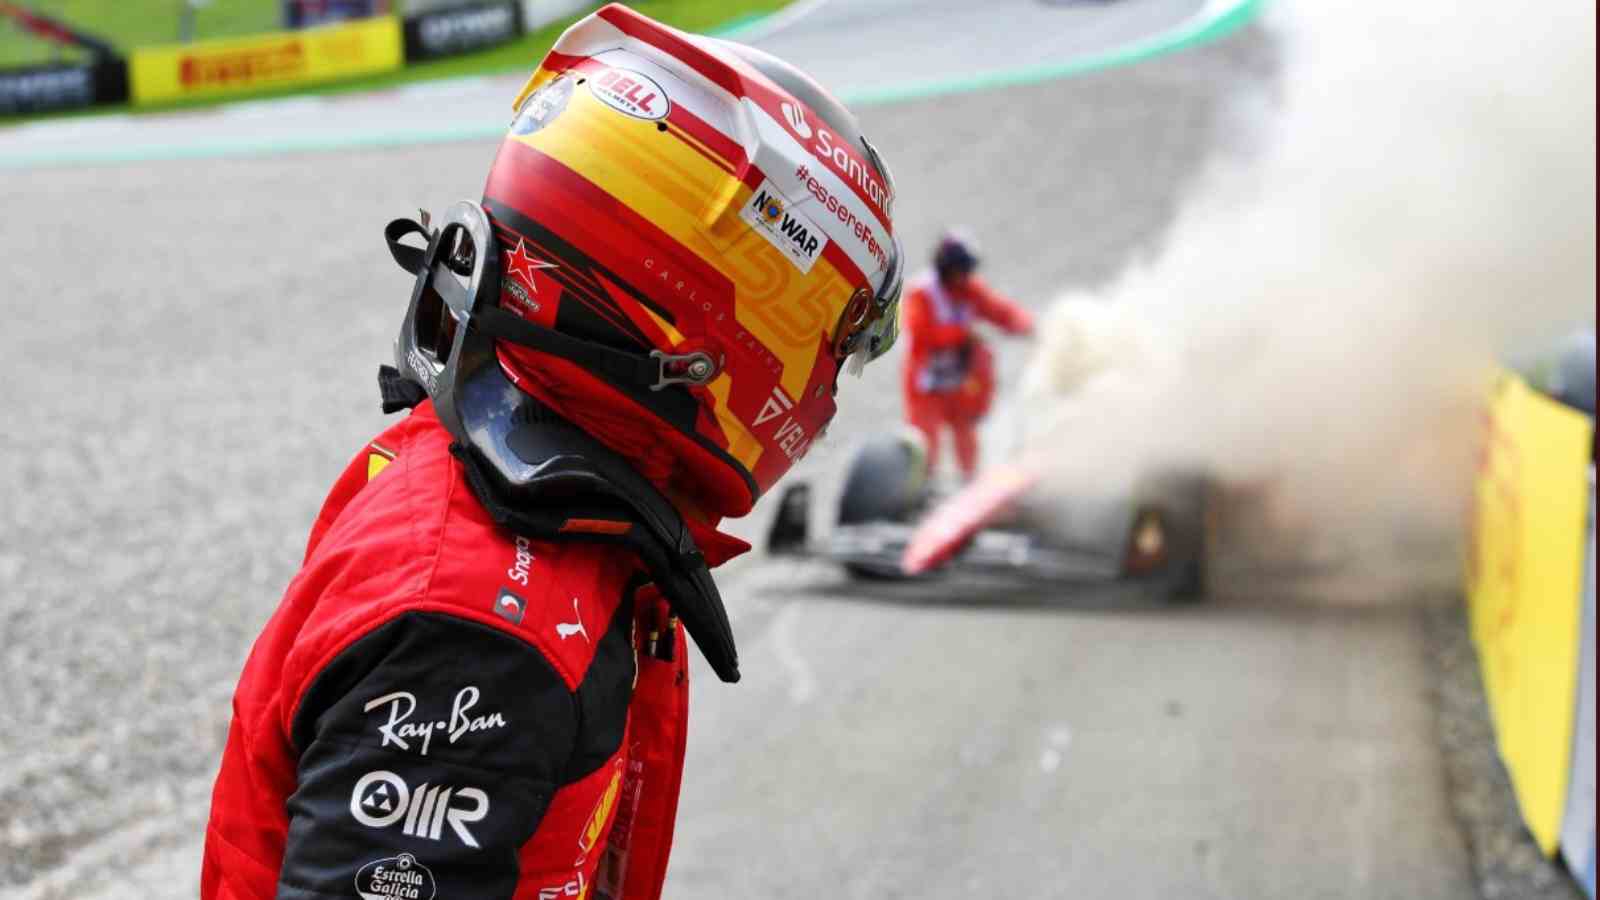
xmin=355 ymin=852 xmax=436 ymax=900
xmin=589 ymin=67 xmax=670 ymax=121
xmin=350 ymin=770 xmax=491 ymax=849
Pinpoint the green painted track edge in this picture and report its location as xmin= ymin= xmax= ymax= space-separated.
xmin=707 ymin=9 xmax=775 ymax=39
xmin=841 ymin=0 xmax=1263 ymax=107
xmin=0 ymin=0 xmax=1263 ymax=170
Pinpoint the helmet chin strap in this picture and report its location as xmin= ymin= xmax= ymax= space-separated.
xmin=450 ymin=396 xmax=742 ymax=684
xmin=384 ymin=208 xmax=717 ymax=398
xmin=383 ymin=201 xmax=741 ymax=683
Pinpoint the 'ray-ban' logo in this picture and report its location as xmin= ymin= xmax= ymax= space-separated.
xmin=363 ymin=686 xmax=508 ymax=756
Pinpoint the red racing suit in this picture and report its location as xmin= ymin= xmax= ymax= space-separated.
xmin=901 ymin=272 xmax=1033 ymax=477
xmin=203 ymin=400 xmax=739 ymax=900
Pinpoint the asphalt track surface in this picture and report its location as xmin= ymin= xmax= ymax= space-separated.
xmin=0 ymin=5 xmax=1478 ymax=899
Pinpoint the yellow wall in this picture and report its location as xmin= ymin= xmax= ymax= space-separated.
xmin=1468 ymin=368 xmax=1594 ymax=854
xmin=130 ymin=16 xmax=403 ymax=106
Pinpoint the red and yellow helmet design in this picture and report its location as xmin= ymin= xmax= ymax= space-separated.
xmin=483 ymin=3 xmax=903 ymax=519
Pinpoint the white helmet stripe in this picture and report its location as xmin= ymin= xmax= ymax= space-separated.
xmin=588 ymin=48 xmax=744 ymax=147
xmin=745 ymin=99 xmax=893 ymax=281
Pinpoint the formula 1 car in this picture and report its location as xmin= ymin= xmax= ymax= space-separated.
xmin=766 ymin=433 xmax=1210 ymax=602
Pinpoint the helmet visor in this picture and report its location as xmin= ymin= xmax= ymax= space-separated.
xmin=859 ymin=136 xmax=902 ymax=364
xmin=864 ymin=233 xmax=904 ymax=361
xmin=837 ymin=231 xmax=904 ymax=374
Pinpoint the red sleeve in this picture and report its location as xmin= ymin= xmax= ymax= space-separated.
xmin=968 ymin=278 xmax=1034 ymax=335
xmin=903 ymin=286 xmax=972 ymax=350
xmin=302 ymin=442 xmax=383 ymax=563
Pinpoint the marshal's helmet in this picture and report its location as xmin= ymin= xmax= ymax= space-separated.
xmin=471 ymin=3 xmax=904 ymax=518
xmin=933 ymin=228 xmax=980 ymax=281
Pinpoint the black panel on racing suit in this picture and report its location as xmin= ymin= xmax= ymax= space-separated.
xmin=278 ymin=609 xmax=635 ymax=899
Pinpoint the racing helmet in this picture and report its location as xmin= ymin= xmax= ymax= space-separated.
xmin=471 ymin=3 xmax=904 ymax=518
xmin=933 ymin=228 xmax=980 ymax=279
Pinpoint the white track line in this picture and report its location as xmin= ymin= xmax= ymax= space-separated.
xmin=771 ymin=601 xmax=819 ymax=705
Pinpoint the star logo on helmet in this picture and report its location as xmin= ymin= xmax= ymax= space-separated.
xmin=504 ymin=238 xmax=558 ymax=293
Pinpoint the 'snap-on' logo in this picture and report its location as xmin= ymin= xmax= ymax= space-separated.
xmin=589 ymin=67 xmax=669 ymax=121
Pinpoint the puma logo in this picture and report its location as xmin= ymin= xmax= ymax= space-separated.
xmin=557 ymin=597 xmax=588 ymax=642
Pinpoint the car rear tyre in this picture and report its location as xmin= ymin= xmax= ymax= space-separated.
xmin=837 ymin=434 xmax=927 ymax=580
xmin=837 ymin=434 xmax=927 ymax=526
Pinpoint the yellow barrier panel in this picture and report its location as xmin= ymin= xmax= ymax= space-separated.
xmin=1468 ymin=368 xmax=1594 ymax=854
xmin=130 ymin=16 xmax=403 ymax=106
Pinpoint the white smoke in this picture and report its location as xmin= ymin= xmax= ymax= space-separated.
xmin=1022 ymin=1 xmax=1596 ymax=542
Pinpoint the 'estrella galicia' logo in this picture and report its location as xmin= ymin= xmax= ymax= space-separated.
xmin=356 ymin=852 xmax=437 ymax=900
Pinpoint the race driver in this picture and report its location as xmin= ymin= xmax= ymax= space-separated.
xmin=902 ymin=231 xmax=1033 ymax=481
xmin=200 ymin=6 xmax=904 ymax=898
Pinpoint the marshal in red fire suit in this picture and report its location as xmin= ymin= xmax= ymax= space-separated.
xmin=201 ymin=401 xmax=744 ymax=900
xmin=901 ymin=272 xmax=1033 ymax=478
